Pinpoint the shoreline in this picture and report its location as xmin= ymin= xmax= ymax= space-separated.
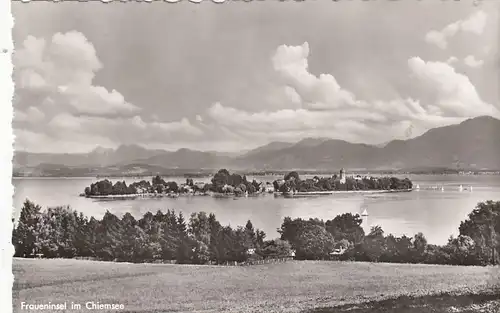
xmin=82 ymin=193 xmax=209 ymax=199
xmin=82 ymin=189 xmax=412 ymax=199
xmin=274 ymin=188 xmax=413 ymax=197
xmin=82 ymin=191 xmax=269 ymax=199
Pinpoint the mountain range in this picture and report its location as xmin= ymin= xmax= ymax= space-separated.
xmin=13 ymin=116 xmax=500 ymax=176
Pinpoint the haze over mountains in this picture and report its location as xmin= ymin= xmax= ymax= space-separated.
xmin=13 ymin=116 xmax=500 ymax=176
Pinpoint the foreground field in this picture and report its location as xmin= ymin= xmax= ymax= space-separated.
xmin=13 ymin=258 xmax=500 ymax=313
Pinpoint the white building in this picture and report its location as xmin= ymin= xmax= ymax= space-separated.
xmin=361 ymin=208 xmax=369 ymax=233
xmin=329 ymin=247 xmax=347 ymax=255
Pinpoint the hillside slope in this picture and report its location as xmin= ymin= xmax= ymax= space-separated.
xmin=236 ymin=116 xmax=500 ymax=170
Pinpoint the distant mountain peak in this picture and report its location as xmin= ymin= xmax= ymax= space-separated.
xmin=90 ymin=146 xmax=114 ymax=154
xmin=176 ymin=148 xmax=195 ymax=153
xmin=116 ymin=144 xmax=146 ymax=151
xmin=295 ymin=137 xmax=330 ymax=146
xmin=240 ymin=141 xmax=296 ymax=158
xmin=462 ymin=115 xmax=499 ymax=124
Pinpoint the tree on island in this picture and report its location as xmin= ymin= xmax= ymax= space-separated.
xmin=152 ymin=175 xmax=166 ymax=186
xmin=284 ymin=171 xmax=300 ymax=182
xmin=209 ymin=169 xmax=262 ymax=195
xmin=211 ymin=169 xmax=231 ymax=192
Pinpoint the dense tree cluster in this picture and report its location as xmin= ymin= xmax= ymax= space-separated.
xmin=84 ymin=179 xmax=134 ymax=196
xmin=83 ymin=176 xmax=205 ymax=197
xmin=278 ymin=215 xmax=360 ymax=260
xmin=209 ymin=169 xmax=263 ymax=195
xmin=273 ymin=172 xmax=413 ymax=193
xmin=12 ymin=200 xmax=270 ymax=264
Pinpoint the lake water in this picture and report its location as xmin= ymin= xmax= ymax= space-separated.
xmin=12 ymin=175 xmax=500 ymax=245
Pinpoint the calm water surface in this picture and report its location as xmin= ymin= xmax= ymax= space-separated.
xmin=12 ymin=175 xmax=500 ymax=245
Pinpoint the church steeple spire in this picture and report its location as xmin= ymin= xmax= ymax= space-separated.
xmin=339 ymin=168 xmax=346 ymax=184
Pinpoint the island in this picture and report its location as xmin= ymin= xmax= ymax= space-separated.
xmin=272 ymin=168 xmax=413 ymax=197
xmin=80 ymin=169 xmax=271 ymax=199
xmin=80 ymin=168 xmax=413 ymax=199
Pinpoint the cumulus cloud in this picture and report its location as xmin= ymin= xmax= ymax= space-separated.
xmin=408 ymin=57 xmax=498 ymax=117
xmin=425 ymin=10 xmax=487 ymax=49
xmin=14 ymin=31 xmax=202 ymax=153
xmin=265 ymin=86 xmax=303 ymax=110
xmin=14 ymin=128 xmax=116 ymax=154
xmin=14 ymin=31 xmax=139 ymax=117
xmin=446 ymin=56 xmax=458 ymax=65
xmin=60 ymin=85 xmax=139 ymax=115
xmin=460 ymin=10 xmax=488 ymax=34
xmin=283 ymin=86 xmax=302 ymax=105
xmin=272 ymin=42 xmax=360 ymax=111
xmin=46 ymin=114 xmax=201 ymax=143
xmin=22 ymin=112 xmax=203 ymax=154
xmin=425 ymin=23 xmax=460 ymax=50
xmin=14 ymin=107 xmax=45 ymax=123
xmin=463 ymin=55 xmax=484 ymax=68
xmin=206 ymin=42 xmax=498 ymax=146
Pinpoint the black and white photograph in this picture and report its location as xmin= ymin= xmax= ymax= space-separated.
xmin=6 ymin=0 xmax=500 ymax=312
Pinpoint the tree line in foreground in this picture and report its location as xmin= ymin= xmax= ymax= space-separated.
xmin=12 ymin=199 xmax=500 ymax=266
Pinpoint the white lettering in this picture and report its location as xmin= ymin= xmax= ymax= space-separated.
xmin=86 ymin=302 xmax=124 ymax=310
xmin=20 ymin=302 xmax=67 ymax=310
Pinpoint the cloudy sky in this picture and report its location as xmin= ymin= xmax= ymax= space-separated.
xmin=12 ymin=1 xmax=499 ymax=153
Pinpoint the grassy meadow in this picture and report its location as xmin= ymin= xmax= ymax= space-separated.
xmin=13 ymin=258 xmax=500 ymax=313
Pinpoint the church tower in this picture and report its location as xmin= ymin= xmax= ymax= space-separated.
xmin=339 ymin=168 xmax=346 ymax=184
